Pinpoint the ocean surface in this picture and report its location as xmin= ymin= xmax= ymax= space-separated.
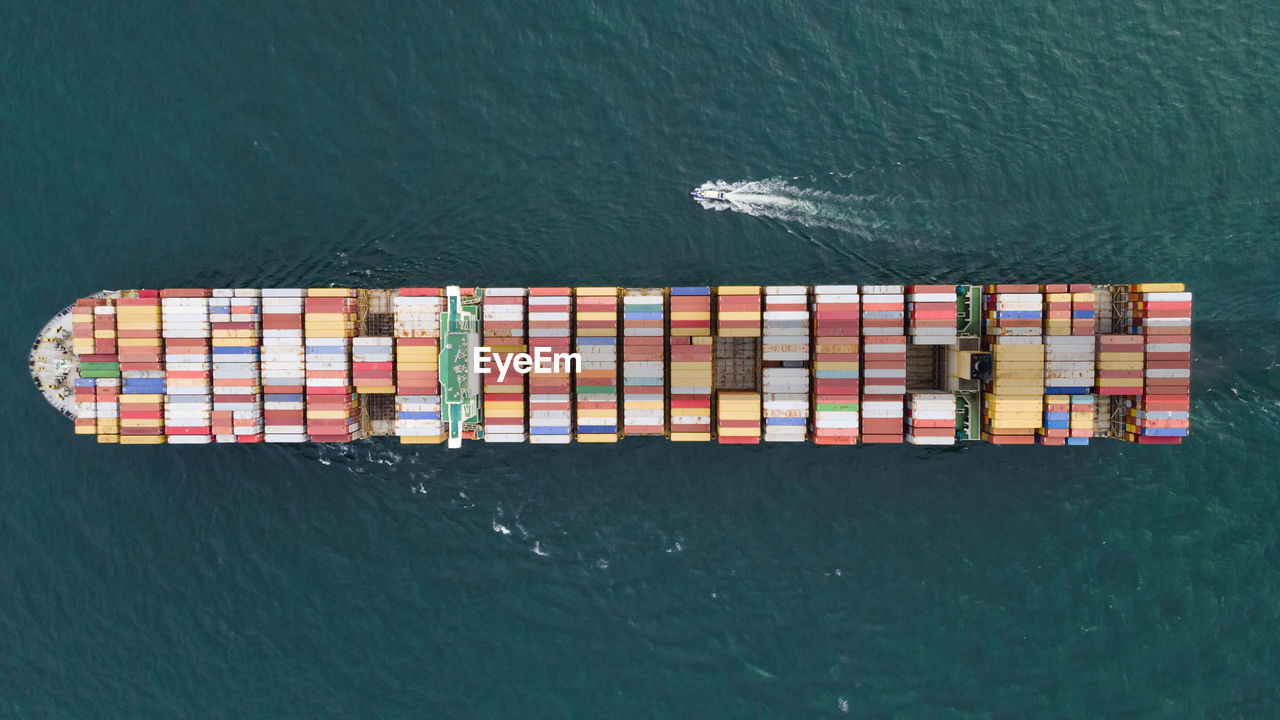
xmin=3 ymin=2 xmax=1278 ymax=716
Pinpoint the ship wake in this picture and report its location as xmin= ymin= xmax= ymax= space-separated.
xmin=692 ymin=178 xmax=887 ymax=235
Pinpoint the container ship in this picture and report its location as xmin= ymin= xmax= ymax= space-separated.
xmin=28 ymin=284 xmax=1191 ymax=447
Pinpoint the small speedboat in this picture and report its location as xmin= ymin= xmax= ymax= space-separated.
xmin=690 ymin=188 xmax=729 ymax=201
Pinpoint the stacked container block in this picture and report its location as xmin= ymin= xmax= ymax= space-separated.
xmin=980 ymin=286 xmax=1044 ymax=445
xmin=716 ymin=286 xmax=762 ymax=337
xmin=1071 ymin=285 xmax=1096 ymax=336
xmin=1125 ymin=283 xmax=1191 ymax=444
xmin=482 ymin=288 xmax=528 ymax=443
xmin=906 ymin=391 xmax=955 ymax=445
xmin=352 ymin=338 xmax=395 ymax=394
xmin=762 ymin=286 xmax=809 ymax=442
xmin=669 ymin=287 xmax=713 ymax=441
xmin=261 ymin=289 xmax=307 ymax=442
xmin=75 ymin=297 xmax=122 ymax=443
xmin=162 ymin=290 xmax=212 ymax=444
xmin=1043 ymin=283 xmax=1096 ymax=397
xmin=907 ymin=285 xmax=957 ymax=345
xmin=574 ymin=288 xmax=619 ymax=442
xmin=982 ymin=344 xmax=1045 ymax=444
xmin=717 ymin=391 xmax=761 ymax=444
xmin=94 ymin=378 xmax=121 ymax=443
xmin=861 ymin=285 xmax=906 ymax=444
xmin=1038 ymin=394 xmax=1072 ymax=446
xmin=1095 ymin=335 xmax=1144 ymax=395
xmin=117 ymin=293 xmax=166 ymax=444
xmin=1068 ymin=395 xmax=1094 ymax=445
xmin=210 ymin=290 xmax=263 ymax=443
xmin=527 ymin=288 xmax=573 ymax=444
xmin=984 ymin=285 xmax=1043 ymax=346
xmin=621 ymin=289 xmax=666 ymax=436
xmin=71 ymin=298 xmax=106 ymax=359
xmin=73 ymin=378 xmax=98 ymax=435
xmin=393 ymin=289 xmax=444 ymax=444
xmin=811 ymin=286 xmax=860 ymax=445
xmin=305 ymin=289 xmax=359 ymax=442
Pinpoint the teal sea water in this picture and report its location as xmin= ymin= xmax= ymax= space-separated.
xmin=3 ymin=2 xmax=1279 ymax=715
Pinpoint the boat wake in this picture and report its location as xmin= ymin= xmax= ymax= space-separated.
xmin=692 ymin=178 xmax=889 ymax=236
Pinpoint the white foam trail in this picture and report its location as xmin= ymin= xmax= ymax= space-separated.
xmin=693 ymin=178 xmax=886 ymax=236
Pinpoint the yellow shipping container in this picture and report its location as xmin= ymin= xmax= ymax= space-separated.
xmin=576 ymin=287 xmax=618 ymax=296
xmin=399 ymin=435 xmax=447 ymax=444
xmin=718 ymin=286 xmax=761 ymax=295
xmin=120 ymin=435 xmax=167 ymax=445
xmin=1133 ymin=283 xmax=1184 ymax=292
xmin=718 ymin=427 xmax=760 ymax=437
xmin=308 ymin=288 xmax=355 ymax=297
xmin=670 ymin=432 xmax=712 ymax=442
xmin=577 ymin=433 xmax=618 ymax=442
xmin=485 ymin=401 xmax=524 ymax=414
xmin=119 ymin=393 xmax=165 ymax=403
xmin=116 ymin=322 xmax=161 ymax=330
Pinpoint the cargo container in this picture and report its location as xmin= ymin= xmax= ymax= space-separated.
xmin=574 ymin=287 xmax=619 ymax=442
xmin=622 ymin=288 xmax=665 ymax=436
xmin=1124 ymin=283 xmax=1191 ymax=444
xmin=861 ymin=285 xmax=906 ymax=443
xmin=762 ymin=286 xmax=809 ymax=442
xmin=162 ymin=291 xmax=212 ymax=444
xmin=305 ymin=288 xmax=360 ymax=442
xmin=811 ymin=285 xmax=860 ymax=445
xmin=261 ymin=289 xmax=308 ymax=443
xmin=907 ymin=285 xmax=957 ymax=345
xmin=482 ymin=288 xmax=528 ymax=443
xmin=352 ymin=337 xmax=395 ymax=394
xmin=76 ymin=296 xmax=123 ymax=443
xmin=907 ymin=391 xmax=955 ymax=445
xmin=116 ymin=293 xmax=164 ymax=444
xmin=669 ymin=287 xmax=713 ymax=441
xmin=980 ymin=286 xmax=1045 ymax=444
xmin=717 ymin=391 xmax=761 ymax=443
xmin=393 ymin=288 xmax=444 ymax=444
xmin=36 ymin=282 xmax=1193 ymax=449
xmin=209 ymin=289 xmax=263 ymax=443
xmin=528 ymin=288 xmax=573 ymax=444
xmin=1095 ymin=334 xmax=1144 ymax=396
